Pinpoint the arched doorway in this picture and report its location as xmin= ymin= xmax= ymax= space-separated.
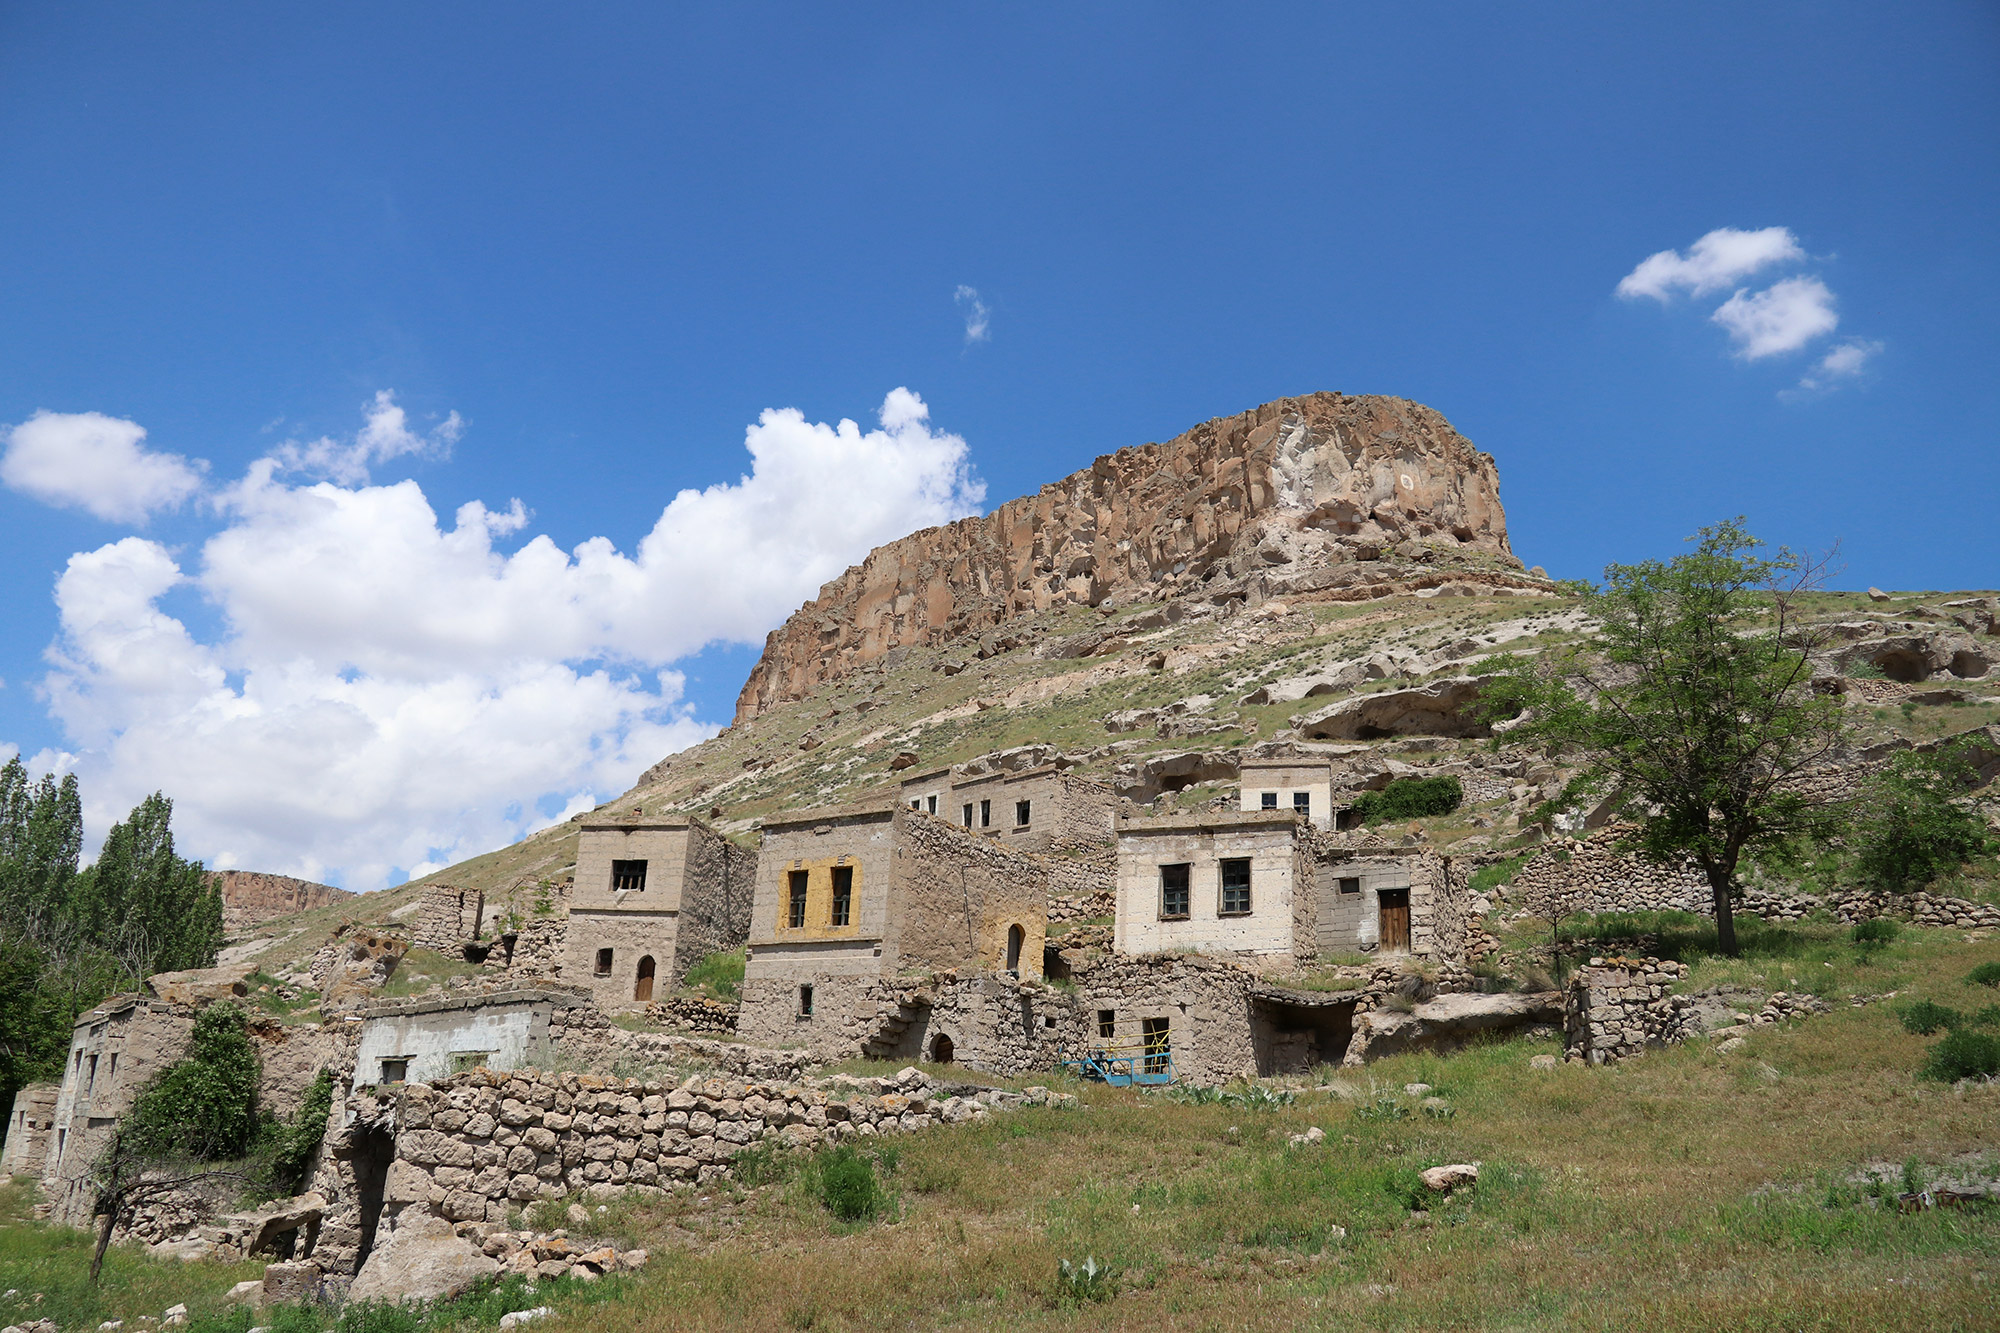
xmin=1005 ymin=924 xmax=1025 ymax=976
xmin=930 ymin=1032 xmax=955 ymax=1064
xmin=634 ymin=955 xmax=656 ymax=1002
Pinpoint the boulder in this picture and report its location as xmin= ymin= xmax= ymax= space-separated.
xmin=261 ymin=1261 xmax=321 ymax=1305
xmin=148 ymin=1237 xmax=217 ymax=1263
xmin=146 ymin=963 xmax=256 ymax=1006
xmin=1295 ymin=676 xmax=1492 ymax=741
xmin=224 ymin=1192 xmax=326 ymax=1257
xmin=224 ymin=1281 xmax=265 ymax=1307
xmin=349 ymin=1214 xmax=501 ymax=1305
xmin=498 ymin=1309 xmax=552 ymax=1331
xmin=1343 ymin=991 xmax=1563 ymax=1064
xmin=1419 ymin=1164 xmax=1479 ymax=1193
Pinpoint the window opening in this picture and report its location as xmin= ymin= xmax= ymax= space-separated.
xmin=1159 ymin=863 xmax=1191 ymax=919
xmin=611 ymin=859 xmax=648 ymax=893
xmin=962 ymin=803 xmax=974 ymax=827
xmin=1260 ymin=791 xmax=1278 ymax=810
xmin=927 ymin=794 xmax=938 ymax=815
xmin=980 ymin=799 xmax=991 ymax=828
xmin=1015 ymin=799 xmax=1031 ymax=827
xmin=1338 ymin=876 xmax=1362 ymax=896
xmin=1292 ymin=792 xmax=1311 ymax=815
xmin=1220 ymin=858 xmax=1252 ymax=915
xmin=930 ymin=1033 xmax=955 ymax=1063
xmin=1097 ymin=1009 xmax=1116 ymax=1039
xmin=1142 ymin=1016 xmax=1171 ymax=1076
xmin=634 ymin=954 xmax=656 ymax=1001
xmin=378 ymin=1058 xmax=409 ymax=1084
xmin=798 ymin=984 xmax=814 ymax=1017
xmin=594 ymin=947 xmax=613 ymax=976
xmin=1005 ymin=923 xmax=1025 ymax=976
xmin=86 ymin=1054 xmax=97 ymax=1090
xmin=830 ymin=865 xmax=853 ymax=927
xmin=451 ymin=1052 xmax=495 ymax=1074
xmin=788 ymin=869 xmax=809 ymax=928
xmin=107 ymin=1053 xmax=116 ymax=1084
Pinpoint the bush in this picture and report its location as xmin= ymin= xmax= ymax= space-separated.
xmin=1054 ymin=1256 xmax=1118 ymax=1304
xmin=1898 ymin=1000 xmax=1961 ymax=1035
xmin=1966 ymin=961 xmax=2000 ymax=989
xmin=1850 ymin=918 xmax=1901 ymax=946
xmin=1920 ymin=1028 xmax=2000 ymax=1082
xmin=811 ymin=1146 xmax=888 ymax=1222
xmin=260 ymin=1068 xmax=335 ymax=1197
xmin=122 ymin=1001 xmax=261 ymax=1161
xmin=1849 ymin=745 xmax=1992 ymax=891
xmin=1350 ymin=776 xmax=1463 ymax=825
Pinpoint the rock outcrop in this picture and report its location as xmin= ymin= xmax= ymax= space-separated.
xmin=1343 ymin=990 xmax=1562 ymax=1064
xmin=213 ymin=870 xmax=354 ymax=934
xmin=735 ymin=393 xmax=1518 ymax=721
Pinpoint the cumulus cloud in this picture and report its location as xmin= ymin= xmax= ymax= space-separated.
xmin=32 ymin=388 xmax=985 ymax=888
xmin=1791 ymin=339 xmax=1884 ymax=395
xmin=1616 ymin=226 xmax=1804 ymax=301
xmin=955 ymin=285 xmax=991 ymax=344
xmin=269 ymin=390 xmax=464 ymax=484
xmin=1 ymin=411 xmax=206 ymax=523
xmin=1710 ymin=276 xmax=1840 ymax=360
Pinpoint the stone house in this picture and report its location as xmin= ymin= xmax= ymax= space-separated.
xmin=901 ymin=763 xmax=1117 ymax=853
xmin=1114 ymin=810 xmax=1471 ymax=965
xmin=1 ymin=1083 xmax=60 ymax=1178
xmin=560 ymin=813 xmax=756 ymax=1010
xmin=350 ymin=987 xmax=588 ymax=1089
xmin=1236 ymin=757 xmax=1338 ymax=828
xmin=736 ymin=802 xmax=1049 ymax=1058
xmin=39 ymin=993 xmax=198 ymax=1221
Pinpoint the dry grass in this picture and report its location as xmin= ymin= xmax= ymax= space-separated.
xmin=512 ymin=925 xmax=2000 ymax=1331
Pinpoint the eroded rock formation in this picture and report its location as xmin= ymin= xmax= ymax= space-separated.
xmin=213 ymin=870 xmax=354 ymax=934
xmin=735 ymin=393 xmax=1517 ymax=721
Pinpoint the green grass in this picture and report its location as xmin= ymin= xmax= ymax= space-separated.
xmin=379 ymin=947 xmax=485 ymax=996
xmin=679 ymin=949 xmax=745 ymax=1002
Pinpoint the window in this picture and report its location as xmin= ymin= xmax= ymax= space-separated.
xmin=1142 ymin=1016 xmax=1171 ymax=1075
xmin=379 ymin=1059 xmax=409 ymax=1084
xmin=86 ymin=1054 xmax=98 ymax=1090
xmin=1097 ymin=1009 xmax=1116 ymax=1039
xmin=962 ymin=803 xmax=974 ymax=827
xmin=1159 ymin=863 xmax=1191 ymax=919
xmin=1006 ymin=923 xmax=1025 ymax=975
xmin=980 ymin=799 xmax=991 ymax=828
xmin=1220 ymin=858 xmax=1252 ymax=915
xmin=788 ymin=869 xmax=809 ymax=928
xmin=451 ymin=1052 xmax=494 ymax=1074
xmin=1292 ymin=792 xmax=1311 ymax=815
xmin=798 ymin=984 xmax=814 ymax=1017
xmin=106 ymin=1053 xmax=116 ymax=1084
xmin=56 ymin=1128 xmax=65 ymax=1162
xmin=594 ymin=947 xmax=613 ymax=976
xmin=1260 ymin=791 xmax=1278 ymax=810
xmin=830 ymin=865 xmax=853 ymax=927
xmin=1338 ymin=876 xmax=1362 ymax=896
xmin=1015 ymin=800 xmax=1031 ymax=827
xmin=611 ymin=859 xmax=648 ymax=893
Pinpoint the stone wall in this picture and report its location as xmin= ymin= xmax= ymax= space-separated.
xmin=643 ymin=997 xmax=738 ymax=1033
xmin=674 ymin=827 xmax=757 ymax=984
xmin=1 ymin=1083 xmax=59 ymax=1177
xmin=310 ymin=1065 xmax=1074 ymax=1274
xmin=1047 ymin=888 xmax=1114 ymax=923
xmin=895 ymin=811 xmax=1050 ymax=977
xmin=415 ymin=886 xmax=485 ymax=954
xmin=1563 ymin=958 xmax=1694 ymax=1064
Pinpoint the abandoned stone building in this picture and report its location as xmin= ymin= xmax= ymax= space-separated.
xmin=1236 ymin=757 xmax=1344 ymax=829
xmin=350 ymin=986 xmax=586 ymax=1088
xmin=0 ymin=1082 xmax=59 ymax=1178
xmin=900 ymin=763 xmax=1117 ymax=852
xmin=412 ymin=885 xmax=484 ymax=954
xmin=1114 ymin=809 xmax=1471 ymax=965
xmin=560 ymin=813 xmax=756 ymax=1010
xmin=736 ymin=801 xmax=1049 ymax=1058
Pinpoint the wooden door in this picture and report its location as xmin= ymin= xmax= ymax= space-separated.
xmin=1378 ymin=889 xmax=1411 ymax=952
xmin=634 ymin=955 xmax=656 ymax=1002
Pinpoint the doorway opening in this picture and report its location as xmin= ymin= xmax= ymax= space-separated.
xmin=634 ymin=955 xmax=656 ymax=1002
xmin=1005 ymin=924 xmax=1025 ymax=977
xmin=350 ymin=1124 xmax=395 ymax=1269
xmin=930 ymin=1032 xmax=955 ymax=1064
xmin=1377 ymin=888 xmax=1411 ymax=952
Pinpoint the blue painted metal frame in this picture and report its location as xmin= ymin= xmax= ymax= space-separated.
xmin=1057 ymin=1042 xmax=1176 ymax=1086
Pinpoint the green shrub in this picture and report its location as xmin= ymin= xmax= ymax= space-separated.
xmin=333 ymin=1301 xmax=423 ymax=1333
xmin=1054 ymin=1256 xmax=1118 ymax=1304
xmin=1898 ymin=1000 xmax=1961 ymax=1035
xmin=260 ymin=1068 xmax=335 ymax=1197
xmin=1850 ymin=918 xmax=1901 ymax=945
xmin=122 ymin=1001 xmax=261 ymax=1161
xmin=1850 ymin=745 xmax=1992 ymax=891
xmin=1467 ymin=853 xmax=1532 ymax=896
xmin=1966 ymin=961 xmax=2000 ymax=989
xmin=811 ymin=1146 xmax=888 ymax=1222
xmin=1920 ymin=1028 xmax=2000 ymax=1082
xmin=1350 ymin=776 xmax=1463 ymax=825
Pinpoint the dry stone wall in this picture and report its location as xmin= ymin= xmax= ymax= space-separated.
xmin=415 ymin=887 xmax=485 ymax=954
xmin=674 ymin=828 xmax=757 ymax=984
xmin=1563 ymin=959 xmax=1694 ymax=1064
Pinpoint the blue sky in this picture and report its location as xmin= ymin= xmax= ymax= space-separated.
xmin=2 ymin=4 xmax=1995 ymax=886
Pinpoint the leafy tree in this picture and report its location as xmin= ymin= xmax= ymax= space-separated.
xmin=1849 ymin=742 xmax=1992 ymax=891
xmin=1481 ymin=520 xmax=1847 ymax=956
xmin=74 ymin=793 xmax=225 ymax=980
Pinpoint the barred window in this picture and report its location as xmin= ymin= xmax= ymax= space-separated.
xmin=830 ymin=865 xmax=853 ymax=927
xmin=788 ymin=870 xmax=809 ymax=928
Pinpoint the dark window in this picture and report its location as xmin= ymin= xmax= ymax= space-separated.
xmin=980 ymin=799 xmax=991 ymax=828
xmin=788 ymin=870 xmax=809 ymax=928
xmin=927 ymin=794 xmax=938 ymax=815
xmin=830 ymin=865 xmax=853 ymax=927
xmin=1260 ymin=791 xmax=1278 ymax=810
xmin=1220 ymin=858 xmax=1252 ymax=915
xmin=594 ymin=947 xmax=613 ymax=976
xmin=962 ymin=803 xmax=974 ymax=827
xmin=1015 ymin=799 xmax=1031 ymax=827
xmin=1338 ymin=876 xmax=1362 ymax=896
xmin=1142 ymin=1016 xmax=1171 ymax=1075
xmin=1292 ymin=792 xmax=1311 ymax=815
xmin=1097 ymin=1009 xmax=1116 ymax=1039
xmin=379 ymin=1059 xmax=408 ymax=1085
xmin=798 ymin=984 xmax=814 ymax=1017
xmin=86 ymin=1054 xmax=97 ymax=1090
xmin=1159 ymin=863 xmax=1191 ymax=919
xmin=611 ymin=859 xmax=647 ymax=893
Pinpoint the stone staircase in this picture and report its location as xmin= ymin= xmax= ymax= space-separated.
xmin=860 ymin=989 xmax=933 ymax=1059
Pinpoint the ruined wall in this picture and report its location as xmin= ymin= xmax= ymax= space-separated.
xmin=1412 ymin=851 xmax=1475 ymax=964
xmin=1 ymin=1083 xmax=59 ymax=1177
xmin=893 ymin=811 xmax=1048 ymax=978
xmin=737 ymin=393 xmax=1517 ymax=721
xmin=672 ymin=825 xmax=757 ymax=984
xmin=1563 ymin=959 xmax=1694 ymax=1064
xmin=414 ymin=886 xmax=485 ymax=954
xmin=1511 ymin=829 xmax=1709 ymax=920
xmin=310 ymin=926 xmax=411 ymax=999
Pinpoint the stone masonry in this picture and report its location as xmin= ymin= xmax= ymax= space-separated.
xmin=1563 ymin=958 xmax=1694 ymax=1065
xmin=415 ymin=886 xmax=485 ymax=954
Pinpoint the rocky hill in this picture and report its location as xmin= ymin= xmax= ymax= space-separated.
xmin=211 ymin=869 xmax=353 ymax=934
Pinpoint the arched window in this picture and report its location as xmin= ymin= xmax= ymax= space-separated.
xmin=930 ymin=1032 xmax=955 ymax=1064
xmin=633 ymin=955 xmax=656 ymax=1002
xmin=1005 ymin=923 xmax=1025 ymax=976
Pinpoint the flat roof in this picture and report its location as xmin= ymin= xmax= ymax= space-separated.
xmin=1116 ymin=808 xmax=1306 ymax=834
xmin=759 ymin=798 xmax=899 ymax=831
xmin=360 ymin=985 xmax=590 ymax=1020
xmin=573 ymin=812 xmax=695 ymax=831
xmin=1237 ymin=756 xmax=1336 ymax=772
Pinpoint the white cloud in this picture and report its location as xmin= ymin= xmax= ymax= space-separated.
xmin=269 ymin=390 xmax=464 ymax=484
xmin=955 ymin=285 xmax=991 ymax=344
xmin=32 ymin=389 xmax=984 ymax=888
xmin=1616 ymin=226 xmax=1804 ymax=301
xmin=1710 ymin=276 xmax=1840 ymax=360
xmin=1792 ymin=339 xmax=1884 ymax=395
xmin=1 ymin=411 xmax=206 ymax=523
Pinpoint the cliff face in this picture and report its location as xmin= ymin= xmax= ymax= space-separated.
xmin=735 ymin=392 xmax=1515 ymax=722
xmin=212 ymin=869 xmax=355 ymax=934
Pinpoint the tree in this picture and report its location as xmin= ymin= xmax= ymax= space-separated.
xmin=1850 ymin=742 xmax=1993 ymax=891
xmin=1483 ymin=520 xmax=1847 ymax=956
xmin=75 ymin=793 xmax=225 ymax=980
